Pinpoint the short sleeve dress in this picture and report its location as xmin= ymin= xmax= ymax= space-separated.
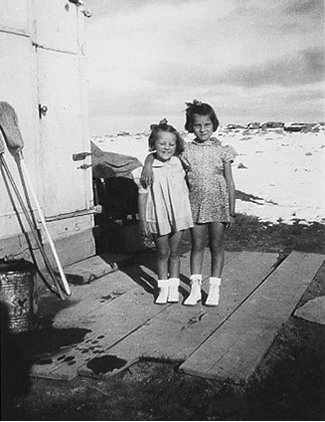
xmin=132 ymin=156 xmax=193 ymax=236
xmin=182 ymin=137 xmax=237 ymax=224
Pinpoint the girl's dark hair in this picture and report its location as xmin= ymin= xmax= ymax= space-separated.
xmin=148 ymin=118 xmax=184 ymax=156
xmin=184 ymin=100 xmax=219 ymax=133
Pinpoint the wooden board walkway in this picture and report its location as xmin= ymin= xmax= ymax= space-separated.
xmin=102 ymin=251 xmax=277 ymax=363
xmin=30 ymin=250 xmax=324 ymax=384
xmin=30 ymin=250 xmax=232 ymax=379
xmin=179 ymin=251 xmax=324 ymax=384
xmin=31 ymin=278 xmax=165 ymax=379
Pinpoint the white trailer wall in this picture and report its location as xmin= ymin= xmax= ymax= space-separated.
xmin=0 ymin=0 xmax=95 ymax=266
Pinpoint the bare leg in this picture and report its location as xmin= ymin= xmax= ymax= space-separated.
xmin=153 ymin=234 xmax=170 ymax=280
xmin=190 ymin=223 xmax=208 ymax=274
xmin=184 ymin=224 xmax=207 ymax=306
xmin=167 ymin=230 xmax=184 ymax=303
xmin=208 ymin=222 xmax=225 ymax=278
xmin=168 ymin=230 xmax=184 ymax=278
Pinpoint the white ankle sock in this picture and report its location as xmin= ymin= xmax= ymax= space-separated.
xmin=190 ymin=274 xmax=202 ymax=282
xmin=167 ymin=278 xmax=179 ymax=303
xmin=206 ymin=277 xmax=221 ymax=306
xmin=210 ymin=277 xmax=221 ymax=285
xmin=155 ymin=279 xmax=169 ymax=304
xmin=184 ymin=274 xmax=202 ymax=306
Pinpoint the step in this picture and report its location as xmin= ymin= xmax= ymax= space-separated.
xmin=179 ymin=251 xmax=324 ymax=384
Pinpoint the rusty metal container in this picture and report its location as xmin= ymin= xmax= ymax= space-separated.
xmin=0 ymin=259 xmax=38 ymax=333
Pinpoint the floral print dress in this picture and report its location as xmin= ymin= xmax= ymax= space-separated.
xmin=181 ymin=137 xmax=237 ymax=224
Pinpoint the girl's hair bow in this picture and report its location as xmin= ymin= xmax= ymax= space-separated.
xmin=150 ymin=118 xmax=168 ymax=131
xmin=185 ymin=99 xmax=202 ymax=108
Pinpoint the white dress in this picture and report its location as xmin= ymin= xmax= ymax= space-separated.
xmin=132 ymin=156 xmax=193 ymax=236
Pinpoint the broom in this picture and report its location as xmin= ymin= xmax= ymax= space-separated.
xmin=0 ymin=152 xmax=65 ymax=300
xmin=0 ymin=102 xmax=70 ymax=296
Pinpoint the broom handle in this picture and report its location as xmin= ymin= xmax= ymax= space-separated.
xmin=19 ymin=155 xmax=71 ymax=296
xmin=0 ymin=155 xmax=65 ymax=300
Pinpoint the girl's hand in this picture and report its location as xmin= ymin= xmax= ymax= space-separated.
xmin=139 ymin=220 xmax=150 ymax=237
xmin=180 ymin=156 xmax=191 ymax=172
xmin=225 ymin=214 xmax=236 ymax=228
xmin=227 ymin=214 xmax=236 ymax=228
xmin=140 ymin=166 xmax=153 ymax=189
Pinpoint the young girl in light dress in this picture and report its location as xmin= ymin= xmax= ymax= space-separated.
xmin=141 ymin=101 xmax=237 ymax=306
xmin=132 ymin=119 xmax=193 ymax=304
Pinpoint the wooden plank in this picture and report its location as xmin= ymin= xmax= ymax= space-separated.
xmin=51 ymin=271 xmax=137 ymax=328
xmin=31 ymin=265 xmax=169 ymax=379
xmin=50 ymin=249 xmax=159 ymax=328
xmin=62 ymin=252 xmax=135 ymax=285
xmin=46 ymin=250 xmax=239 ymax=379
xmin=63 ymin=255 xmax=119 ymax=284
xmin=94 ymin=252 xmax=277 ymax=363
xmin=179 ymin=247 xmax=221 ymax=280
xmin=180 ymin=252 xmax=324 ymax=384
xmin=34 ymin=249 xmax=164 ymax=378
xmin=31 ymin=250 xmax=277 ymax=380
xmin=294 ymin=296 xmax=325 ymax=325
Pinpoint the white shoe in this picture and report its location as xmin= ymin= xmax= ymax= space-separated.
xmin=184 ymin=276 xmax=202 ymax=306
xmin=167 ymin=278 xmax=179 ymax=303
xmin=155 ymin=280 xmax=169 ymax=304
xmin=205 ymin=277 xmax=221 ymax=306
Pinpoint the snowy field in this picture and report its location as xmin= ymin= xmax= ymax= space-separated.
xmin=92 ymin=127 xmax=325 ymax=225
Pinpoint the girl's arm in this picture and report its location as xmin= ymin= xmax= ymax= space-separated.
xmin=224 ymin=162 xmax=236 ymax=222
xmin=138 ymin=192 xmax=150 ymax=236
xmin=140 ymin=153 xmax=155 ymax=188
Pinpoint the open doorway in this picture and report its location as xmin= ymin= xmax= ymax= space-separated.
xmin=91 ymin=141 xmax=150 ymax=255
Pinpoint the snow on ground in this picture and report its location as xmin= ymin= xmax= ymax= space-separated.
xmin=92 ymin=127 xmax=325 ymax=225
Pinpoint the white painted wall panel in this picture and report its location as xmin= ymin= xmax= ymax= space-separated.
xmin=0 ymin=1 xmax=95 ymax=262
xmin=32 ymin=0 xmax=79 ymax=53
xmin=37 ymin=49 xmax=92 ymax=216
xmin=0 ymin=32 xmax=39 ymax=238
xmin=0 ymin=0 xmax=29 ymax=35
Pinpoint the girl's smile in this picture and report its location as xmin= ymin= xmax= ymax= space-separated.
xmin=192 ymin=114 xmax=214 ymax=143
xmin=154 ymin=131 xmax=177 ymax=162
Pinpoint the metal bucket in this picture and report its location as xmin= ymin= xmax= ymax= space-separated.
xmin=0 ymin=259 xmax=38 ymax=333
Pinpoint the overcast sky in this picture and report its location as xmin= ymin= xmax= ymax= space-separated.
xmin=85 ymin=0 xmax=324 ymax=135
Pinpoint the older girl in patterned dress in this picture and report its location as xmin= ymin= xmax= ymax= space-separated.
xmin=141 ymin=101 xmax=237 ymax=306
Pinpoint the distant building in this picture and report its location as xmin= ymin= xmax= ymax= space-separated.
xmin=260 ymin=122 xmax=285 ymax=130
xmin=284 ymin=123 xmax=318 ymax=132
xmin=246 ymin=122 xmax=260 ymax=129
xmin=225 ymin=124 xmax=245 ymax=130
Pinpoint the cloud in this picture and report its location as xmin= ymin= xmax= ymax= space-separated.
xmin=222 ymin=46 xmax=325 ymax=87
xmin=88 ymin=0 xmax=193 ymax=18
xmin=137 ymin=45 xmax=325 ymax=89
xmin=85 ymin=0 xmax=324 ymax=133
xmin=282 ymin=0 xmax=324 ymax=18
xmin=87 ymin=0 xmax=323 ymax=82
